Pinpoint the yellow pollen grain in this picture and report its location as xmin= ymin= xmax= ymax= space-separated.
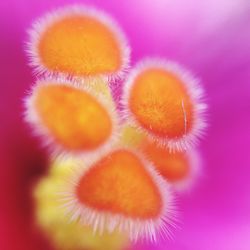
xmin=119 ymin=125 xmax=145 ymax=148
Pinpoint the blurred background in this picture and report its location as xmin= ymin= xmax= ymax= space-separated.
xmin=0 ymin=0 xmax=250 ymax=249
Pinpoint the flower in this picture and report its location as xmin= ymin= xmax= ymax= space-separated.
xmin=1 ymin=0 xmax=250 ymax=250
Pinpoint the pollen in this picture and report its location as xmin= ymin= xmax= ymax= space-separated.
xmin=119 ymin=124 xmax=144 ymax=148
xmin=141 ymin=139 xmax=190 ymax=182
xmin=34 ymin=7 xmax=128 ymax=78
xmin=31 ymin=82 xmax=113 ymax=151
xmin=34 ymin=158 xmax=128 ymax=250
xmin=84 ymin=77 xmax=113 ymax=101
xmin=76 ymin=149 xmax=163 ymax=219
xmin=128 ymin=67 xmax=194 ymax=139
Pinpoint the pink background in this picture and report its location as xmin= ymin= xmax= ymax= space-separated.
xmin=0 ymin=1 xmax=250 ymax=249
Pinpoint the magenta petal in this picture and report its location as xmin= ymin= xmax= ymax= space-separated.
xmin=1 ymin=1 xmax=250 ymax=250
